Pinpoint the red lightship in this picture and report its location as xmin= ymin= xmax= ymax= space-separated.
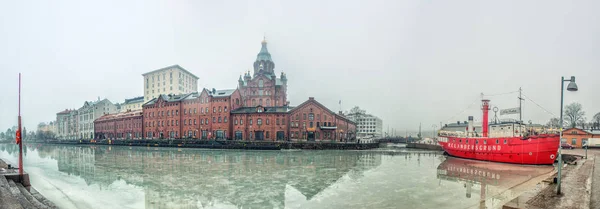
xmin=438 ymin=98 xmax=559 ymax=165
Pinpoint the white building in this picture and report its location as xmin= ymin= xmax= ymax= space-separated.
xmin=77 ymin=98 xmax=117 ymax=139
xmin=143 ymin=65 xmax=199 ymax=103
xmin=120 ymin=96 xmax=144 ymax=112
xmin=347 ymin=113 xmax=383 ymax=138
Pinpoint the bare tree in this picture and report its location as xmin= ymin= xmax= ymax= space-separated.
xmin=564 ymin=102 xmax=586 ymax=128
xmin=593 ymin=112 xmax=600 ymax=129
xmin=546 ymin=117 xmax=561 ymax=128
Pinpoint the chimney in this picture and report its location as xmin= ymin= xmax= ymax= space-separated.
xmin=482 ymin=99 xmax=490 ymax=137
xmin=468 ymin=116 xmax=474 ymax=136
xmin=212 ymin=88 xmax=216 ymax=94
xmin=309 ymin=97 xmax=314 ymax=100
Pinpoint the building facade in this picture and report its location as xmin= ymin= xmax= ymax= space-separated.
xmin=77 ymin=98 xmax=117 ymax=139
xmin=94 ymin=110 xmax=143 ymax=140
xmin=347 ymin=113 xmax=383 ymax=138
xmin=143 ymin=65 xmax=199 ymax=103
xmin=56 ymin=109 xmax=78 ymax=140
xmin=562 ymin=128 xmax=600 ymax=148
xmin=93 ymin=39 xmax=356 ymax=141
xmin=121 ymin=96 xmax=144 ymax=112
xmin=288 ymin=97 xmax=356 ymax=141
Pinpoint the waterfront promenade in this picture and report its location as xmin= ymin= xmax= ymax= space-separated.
xmin=0 ymin=158 xmax=57 ymax=209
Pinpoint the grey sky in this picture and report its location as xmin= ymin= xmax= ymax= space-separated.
xmin=0 ymin=0 xmax=598 ymax=134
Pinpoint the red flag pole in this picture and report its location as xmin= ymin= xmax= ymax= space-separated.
xmin=18 ymin=73 xmax=23 ymax=176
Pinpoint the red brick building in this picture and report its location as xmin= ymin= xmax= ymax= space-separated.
xmin=94 ymin=110 xmax=143 ymax=140
xmin=94 ymin=39 xmax=356 ymax=141
xmin=288 ymin=97 xmax=356 ymax=141
xmin=142 ymin=93 xmax=197 ymax=139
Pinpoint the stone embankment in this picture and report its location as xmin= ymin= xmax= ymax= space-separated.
xmin=0 ymin=159 xmax=57 ymax=209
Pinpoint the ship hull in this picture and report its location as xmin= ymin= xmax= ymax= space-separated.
xmin=437 ymin=134 xmax=559 ymax=165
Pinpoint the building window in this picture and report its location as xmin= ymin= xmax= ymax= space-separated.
xmin=224 ymin=107 xmax=227 ymax=112
xmin=309 ymin=122 xmax=313 ymax=128
xmin=234 ymin=119 xmax=238 ymax=125
xmin=205 ymin=107 xmax=208 ymax=113
xmin=219 ymin=107 xmax=222 ymax=112
xmin=213 ymin=107 xmax=216 ymax=113
xmin=184 ymin=120 xmax=187 ymax=125
xmin=205 ymin=118 xmax=208 ymax=124
xmin=250 ymin=119 xmax=253 ymax=125
xmin=266 ymin=131 xmax=270 ymax=139
xmin=194 ymin=119 xmax=197 ymax=125
xmin=194 ymin=108 xmax=197 ymax=114
xmin=572 ymin=138 xmax=577 ymax=145
xmin=218 ymin=117 xmax=222 ymax=123
xmin=189 ymin=119 xmax=192 ymax=125
xmin=213 ymin=117 xmax=216 ymax=123
xmin=257 ymin=119 xmax=262 ymax=125
xmin=276 ymin=119 xmax=280 ymax=125
xmin=240 ymin=119 xmax=243 ymax=125
xmin=266 ymin=119 xmax=269 ymax=125
xmin=259 ymin=79 xmax=264 ymax=88
xmin=201 ymin=119 xmax=204 ymax=125
xmin=224 ymin=117 xmax=228 ymax=123
xmin=309 ymin=113 xmax=314 ymax=121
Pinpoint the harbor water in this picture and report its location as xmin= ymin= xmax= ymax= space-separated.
xmin=0 ymin=143 xmax=553 ymax=209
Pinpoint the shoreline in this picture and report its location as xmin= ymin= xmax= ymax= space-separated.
xmin=0 ymin=158 xmax=58 ymax=209
xmin=25 ymin=139 xmax=381 ymax=150
xmin=503 ymin=149 xmax=600 ymax=209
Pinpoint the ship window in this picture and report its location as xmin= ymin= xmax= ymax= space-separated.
xmin=459 ymin=139 xmax=462 ymax=143
xmin=476 ymin=140 xmax=479 ymax=144
xmin=496 ymin=139 xmax=499 ymax=144
xmin=466 ymin=139 xmax=469 ymax=143
xmin=484 ymin=140 xmax=487 ymax=144
xmin=504 ymin=139 xmax=507 ymax=144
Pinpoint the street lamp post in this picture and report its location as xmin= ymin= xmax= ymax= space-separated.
xmin=557 ymin=76 xmax=578 ymax=195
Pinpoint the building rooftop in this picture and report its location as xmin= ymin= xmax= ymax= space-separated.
xmin=95 ymin=110 xmax=143 ymax=122
xmin=207 ymin=89 xmax=236 ymax=98
xmin=143 ymin=93 xmax=195 ymax=106
xmin=141 ymin=64 xmax=199 ymax=80
xmin=124 ymin=96 xmax=144 ymax=104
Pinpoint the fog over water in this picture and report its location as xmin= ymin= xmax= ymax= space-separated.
xmin=0 ymin=1 xmax=598 ymax=132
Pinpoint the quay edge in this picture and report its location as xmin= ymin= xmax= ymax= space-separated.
xmin=35 ymin=139 xmax=381 ymax=150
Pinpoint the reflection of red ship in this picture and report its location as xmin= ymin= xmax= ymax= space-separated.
xmin=437 ymin=157 xmax=554 ymax=208
xmin=438 ymin=99 xmax=559 ymax=165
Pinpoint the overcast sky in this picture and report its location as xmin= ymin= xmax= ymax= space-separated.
xmin=0 ymin=0 xmax=598 ymax=134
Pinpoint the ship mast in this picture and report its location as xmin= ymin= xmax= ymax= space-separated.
xmin=518 ymin=87 xmax=524 ymax=136
xmin=518 ymin=87 xmax=524 ymax=123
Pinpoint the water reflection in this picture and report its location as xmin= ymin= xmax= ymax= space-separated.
xmin=10 ymin=144 xmax=391 ymax=209
xmin=0 ymin=144 xmax=550 ymax=209
xmin=436 ymin=157 xmax=554 ymax=209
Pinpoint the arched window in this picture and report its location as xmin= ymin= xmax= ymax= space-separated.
xmin=257 ymin=119 xmax=262 ymax=125
xmin=259 ymin=99 xmax=263 ymax=106
xmin=266 ymin=99 xmax=270 ymax=106
xmin=259 ymin=79 xmax=264 ymax=88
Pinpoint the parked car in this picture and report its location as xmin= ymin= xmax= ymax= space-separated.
xmin=561 ymin=143 xmax=574 ymax=149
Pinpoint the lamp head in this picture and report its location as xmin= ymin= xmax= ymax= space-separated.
xmin=567 ymin=76 xmax=578 ymax=91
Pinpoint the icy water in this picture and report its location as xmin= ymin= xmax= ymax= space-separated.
xmin=0 ymin=143 xmax=553 ymax=209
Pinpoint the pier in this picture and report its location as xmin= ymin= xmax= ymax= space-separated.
xmin=0 ymin=159 xmax=57 ymax=209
